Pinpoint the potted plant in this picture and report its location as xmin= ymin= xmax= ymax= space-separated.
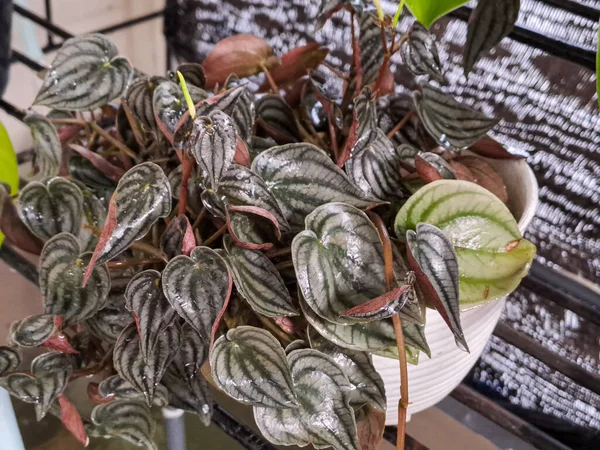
xmin=0 ymin=1 xmax=536 ymax=449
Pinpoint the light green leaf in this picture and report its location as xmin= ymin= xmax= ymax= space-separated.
xmin=394 ymin=180 xmax=536 ymax=306
xmin=405 ymin=0 xmax=469 ymax=28
xmin=0 ymin=122 xmax=18 ymax=195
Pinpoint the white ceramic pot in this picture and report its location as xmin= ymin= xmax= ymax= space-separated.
xmin=373 ymin=157 xmax=539 ymax=425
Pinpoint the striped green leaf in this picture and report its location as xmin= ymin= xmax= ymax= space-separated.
xmin=252 ymin=144 xmax=381 ymax=229
xmin=292 ymin=203 xmax=395 ymax=324
xmin=125 ymin=270 xmax=177 ymax=360
xmin=88 ymin=400 xmax=156 ymax=450
xmin=309 ymin=330 xmax=386 ymax=411
xmin=0 ymin=346 xmax=22 ymax=376
xmin=225 ymin=74 xmax=255 ymax=143
xmin=78 ymin=185 xmax=107 ymax=251
xmin=358 ymin=12 xmax=384 ymax=86
xmin=401 ymin=23 xmax=445 ymax=82
xmin=40 ymin=233 xmax=110 ymax=325
xmin=210 ymin=326 xmax=298 ymax=408
xmin=124 ymin=76 xmax=167 ymax=133
xmin=9 ymin=314 xmax=60 ymax=347
xmin=0 ymin=352 xmax=72 ymax=421
xmin=114 ymin=322 xmax=181 ymax=406
xmin=189 ymin=110 xmax=237 ymax=190
xmin=402 ymin=322 xmax=431 ymax=357
xmin=249 ymin=136 xmax=276 ymax=160
xmin=256 ymin=95 xmax=302 ymax=143
xmin=162 ymin=246 xmax=231 ymax=343
xmin=162 ymin=324 xmax=212 ymax=425
xmin=254 ymin=349 xmax=359 ymax=450
xmin=85 ymin=304 xmax=131 ymax=343
xmin=34 ymin=34 xmax=133 ymax=111
xmin=18 ymin=177 xmax=83 ymax=241
xmin=153 ymin=80 xmax=208 ymax=140
xmin=339 ymin=87 xmax=378 ymax=167
xmin=168 ymin=165 xmax=204 ymax=214
xmin=464 ymin=0 xmax=520 ymax=74
xmin=23 ymin=113 xmax=61 ymax=177
xmin=176 ymin=63 xmax=206 ymax=88
xmin=97 ymin=375 xmax=169 ymax=407
xmin=395 ymin=180 xmax=536 ymax=306
xmin=160 ymin=215 xmax=196 ymax=259
xmin=222 ymin=235 xmax=298 ymax=318
xmin=414 ymin=83 xmax=499 ymax=149
xmin=315 ymin=0 xmax=370 ymax=30
xmin=85 ymin=162 xmax=171 ymax=277
xmin=69 ymin=155 xmax=116 ymax=190
xmin=406 ymin=223 xmax=468 ymax=351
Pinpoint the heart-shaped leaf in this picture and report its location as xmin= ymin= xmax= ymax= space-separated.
xmin=23 ymin=113 xmax=61 ymax=177
xmin=260 ymin=43 xmax=329 ymax=90
xmin=97 ymin=375 xmax=169 ymax=407
xmin=0 ymin=186 xmax=45 ymax=254
xmin=464 ymin=0 xmax=520 ymax=74
xmin=18 ymin=177 xmax=83 ymax=241
xmin=34 ymin=33 xmax=133 ymax=110
xmin=225 ymin=75 xmax=255 ymax=143
xmin=254 ymin=349 xmax=359 ymax=450
xmin=88 ymin=400 xmax=156 ymax=450
xmin=125 ymin=270 xmax=177 ymax=360
xmin=162 ymin=324 xmax=212 ymax=425
xmin=256 ymin=95 xmax=302 ymax=143
xmin=0 ymin=352 xmax=72 ymax=420
xmin=202 ymin=35 xmax=278 ymax=89
xmin=161 ymin=215 xmax=196 ymax=259
xmin=0 ymin=346 xmax=21 ymax=376
xmin=309 ymin=331 xmax=386 ymax=411
xmin=454 ymin=155 xmax=508 ymax=203
xmin=293 ymin=203 xmax=397 ymax=324
xmin=86 ymin=303 xmax=131 ymax=343
xmin=414 ymin=83 xmax=499 ymax=149
xmin=176 ymin=63 xmax=206 ymax=88
xmin=338 ymin=87 xmax=378 ymax=167
xmin=358 ymin=12 xmax=384 ymax=86
xmin=401 ymin=22 xmax=445 ymax=82
xmin=395 ymin=180 xmax=536 ymax=305
xmin=222 ymin=236 xmax=298 ymax=318
xmin=210 ymin=326 xmax=298 ymax=408
xmin=84 ymin=162 xmax=171 ymax=281
xmin=40 ymin=233 xmax=110 ymax=325
xmin=124 ymin=76 xmax=167 ymax=133
xmin=406 ymin=223 xmax=467 ymax=350
xmin=10 ymin=314 xmax=61 ymax=347
xmin=316 ymin=0 xmax=370 ymax=30
xmin=114 ymin=322 xmax=181 ymax=406
xmin=252 ymin=144 xmax=381 ymax=228
xmin=405 ymin=0 xmax=469 ymax=28
xmin=162 ymin=246 xmax=232 ymax=344
xmin=189 ymin=110 xmax=237 ymax=190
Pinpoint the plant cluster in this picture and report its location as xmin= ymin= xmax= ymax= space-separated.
xmin=0 ymin=1 xmax=534 ymax=449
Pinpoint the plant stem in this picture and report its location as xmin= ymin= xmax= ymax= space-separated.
xmin=265 ymin=246 xmax=292 ymax=259
xmin=322 ymin=62 xmax=348 ymax=80
xmin=203 ymin=224 xmax=227 ymax=247
xmin=106 ymin=258 xmax=163 ymax=269
xmin=260 ymin=62 xmax=279 ymax=93
xmin=82 ymin=224 xmax=166 ymax=260
xmin=192 ymin=206 xmax=207 ymax=230
xmin=49 ymin=118 xmax=87 ymax=126
xmin=89 ymin=122 xmax=138 ymax=160
xmin=179 ymin=153 xmax=194 ymax=215
xmin=386 ymin=109 xmax=415 ymax=139
xmin=274 ymin=260 xmax=294 ymax=271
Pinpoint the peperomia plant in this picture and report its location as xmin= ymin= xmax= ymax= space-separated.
xmin=0 ymin=1 xmax=535 ymax=449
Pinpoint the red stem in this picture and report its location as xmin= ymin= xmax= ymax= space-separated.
xmin=179 ymin=153 xmax=194 ymax=215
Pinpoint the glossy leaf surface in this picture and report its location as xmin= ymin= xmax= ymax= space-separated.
xmin=97 ymin=375 xmax=169 ymax=407
xmin=405 ymin=0 xmax=469 ymax=28
xmin=160 ymin=215 xmax=196 ymax=259
xmin=402 ymin=22 xmax=444 ymax=82
xmin=256 ymin=95 xmax=302 ymax=143
xmin=0 ymin=346 xmax=22 ymax=376
xmin=24 ymin=113 xmax=61 ymax=177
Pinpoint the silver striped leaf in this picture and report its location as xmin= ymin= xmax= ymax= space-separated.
xmin=85 ymin=304 xmax=131 ymax=343
xmin=292 ymin=203 xmax=395 ymax=324
xmin=402 ymin=322 xmax=431 ymax=357
xmin=210 ymin=326 xmax=298 ymax=408
xmin=225 ymin=74 xmax=255 ymax=143
xmin=0 ymin=352 xmax=72 ymax=421
xmin=85 ymin=162 xmax=171 ymax=272
xmin=300 ymin=293 xmax=396 ymax=352
xmin=176 ymin=63 xmax=206 ymax=88
xmin=222 ymin=236 xmax=298 ymax=318
xmin=114 ymin=322 xmax=181 ymax=406
xmin=34 ymin=34 xmax=133 ymax=111
xmin=78 ymin=186 xmax=107 ymax=252
xmin=284 ymin=339 xmax=309 ymax=354
xmin=416 ymin=152 xmax=457 ymax=182
xmin=10 ymin=314 xmax=60 ymax=347
xmin=414 ymin=83 xmax=499 ymax=149
xmin=251 ymin=144 xmax=381 ymax=229
xmin=69 ymin=155 xmax=116 ymax=190
xmin=394 ymin=180 xmax=535 ymax=306
xmin=97 ymin=375 xmax=169 ymax=407
xmin=0 ymin=346 xmax=22 ymax=376
xmin=256 ymin=95 xmax=302 ymax=143
xmin=23 ymin=113 xmax=61 ymax=177
xmin=162 ymin=324 xmax=212 ymax=425
xmin=406 ymin=223 xmax=468 ymax=351
xmin=315 ymin=0 xmax=371 ymax=30
xmin=88 ymin=400 xmax=156 ymax=450
xmin=189 ymin=110 xmax=237 ymax=190
xmin=195 ymin=85 xmax=246 ymax=118
xmin=464 ymin=0 xmax=520 ymax=74
xmin=226 ymin=205 xmax=283 ymax=250
xmin=17 ymin=177 xmax=83 ymax=241
xmin=249 ymin=136 xmax=276 ymax=160
xmin=161 ymin=246 xmax=232 ymax=343
xmin=338 ymin=86 xmax=378 ymax=167
xmin=40 ymin=233 xmax=111 ymax=325
xmin=346 ymin=127 xmax=408 ymax=201
xmin=397 ymin=144 xmax=420 ymax=171
xmin=167 ymin=165 xmax=204 ymax=214
xmin=254 ymin=349 xmax=359 ymax=450
xmin=160 ymin=215 xmax=196 ymax=259
xmin=401 ymin=23 xmax=445 ymax=83
xmin=125 ymin=270 xmax=177 ymax=360
xmin=358 ymin=12 xmax=384 ymax=86
xmin=124 ymin=76 xmax=167 ymax=133
xmin=309 ymin=330 xmax=386 ymax=411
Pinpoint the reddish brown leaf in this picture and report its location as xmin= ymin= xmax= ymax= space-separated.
xmin=470 ymin=136 xmax=524 ymax=160
xmin=203 ymin=35 xmax=279 ymax=88
xmin=41 ymin=333 xmax=79 ymax=354
xmin=0 ymin=189 xmax=44 ymax=254
xmin=337 ymin=108 xmax=359 ymax=167
xmin=415 ymin=154 xmax=443 ymax=184
xmin=87 ymin=383 xmax=114 ymax=405
xmin=210 ymin=273 xmax=233 ymax=349
xmin=181 ymin=216 xmax=196 ymax=256
xmin=234 ymin=137 xmax=252 ymax=167
xmin=449 ymin=160 xmax=476 ymax=182
xmin=356 ymin=405 xmax=386 ymax=450
xmin=226 ymin=205 xmax=282 ymax=251
xmin=70 ymin=144 xmax=126 ymax=182
xmin=273 ymin=316 xmax=302 ymax=334
xmin=259 ymin=43 xmax=329 ymax=91
xmin=58 ymin=395 xmax=89 ymax=447
xmin=343 ymin=285 xmax=409 ymax=317
xmin=455 ymin=156 xmax=508 ymax=203
xmin=83 ymin=192 xmax=117 ymax=286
